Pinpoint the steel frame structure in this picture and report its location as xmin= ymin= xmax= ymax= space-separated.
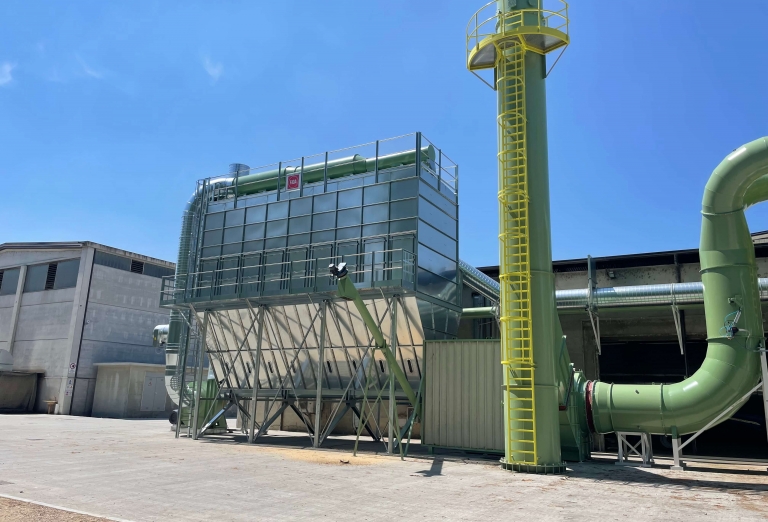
xmin=173 ymin=293 xmax=425 ymax=454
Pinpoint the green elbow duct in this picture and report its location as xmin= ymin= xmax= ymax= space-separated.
xmin=585 ymin=138 xmax=768 ymax=435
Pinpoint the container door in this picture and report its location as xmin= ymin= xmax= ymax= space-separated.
xmin=140 ymin=374 xmax=154 ymax=412
xmin=151 ymin=375 xmax=167 ymax=411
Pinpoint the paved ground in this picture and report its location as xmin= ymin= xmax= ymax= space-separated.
xmin=2 ymin=415 xmax=768 ymax=521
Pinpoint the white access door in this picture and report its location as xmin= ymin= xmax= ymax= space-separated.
xmin=140 ymin=373 xmax=167 ymax=412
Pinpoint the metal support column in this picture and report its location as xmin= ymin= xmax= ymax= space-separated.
xmin=314 ymin=301 xmax=328 ymax=448
xmin=761 ymin=350 xmax=768 ymax=443
xmin=248 ymin=305 xmax=266 ymax=444
xmin=387 ymin=297 xmax=398 ymax=454
xmin=191 ymin=310 xmax=209 ymax=440
xmin=175 ymin=310 xmax=191 ymax=439
xmin=615 ymin=432 xmax=653 ymax=467
xmin=671 ymin=382 xmax=762 ymax=470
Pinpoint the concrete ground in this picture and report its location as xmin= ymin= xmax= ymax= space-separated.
xmin=2 ymin=415 xmax=768 ymax=521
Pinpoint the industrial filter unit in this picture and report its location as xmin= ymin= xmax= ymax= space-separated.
xmin=159 ymin=134 xmax=460 ymax=446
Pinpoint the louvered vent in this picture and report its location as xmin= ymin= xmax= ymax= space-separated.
xmin=45 ymin=263 xmax=58 ymax=290
xmin=130 ymin=260 xmax=145 ymax=274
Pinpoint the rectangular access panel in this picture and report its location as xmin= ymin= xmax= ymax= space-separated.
xmin=423 ymin=340 xmax=503 ymax=453
xmin=140 ymin=373 xmax=166 ymax=412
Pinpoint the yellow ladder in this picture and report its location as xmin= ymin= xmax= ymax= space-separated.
xmin=496 ymin=41 xmax=537 ymax=466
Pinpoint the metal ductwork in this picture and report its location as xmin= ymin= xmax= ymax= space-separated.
xmin=586 ymin=138 xmax=768 ymax=436
xmin=459 ymin=262 xmax=768 ymax=311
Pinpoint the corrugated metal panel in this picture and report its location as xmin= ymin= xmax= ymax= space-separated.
xmin=423 ymin=340 xmax=503 ymax=453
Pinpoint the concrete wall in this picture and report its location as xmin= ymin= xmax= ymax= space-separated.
xmin=0 ymin=294 xmax=14 ymax=353
xmin=74 ymin=264 xmax=170 ymax=416
xmin=0 ymin=244 xmax=173 ymax=415
xmin=0 ymin=248 xmax=82 ymax=413
xmin=92 ymin=363 xmax=173 ymax=419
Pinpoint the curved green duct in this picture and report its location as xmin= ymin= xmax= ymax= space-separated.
xmin=586 ymin=138 xmax=768 ymax=435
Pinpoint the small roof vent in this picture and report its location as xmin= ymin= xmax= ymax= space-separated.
xmin=44 ymin=263 xmax=58 ymax=290
xmin=130 ymin=260 xmax=145 ymax=274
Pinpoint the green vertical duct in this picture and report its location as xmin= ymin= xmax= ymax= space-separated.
xmin=331 ymin=264 xmax=417 ymax=407
xmin=585 ymin=138 xmax=768 ymax=435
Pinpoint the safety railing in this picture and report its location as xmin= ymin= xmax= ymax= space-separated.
xmin=466 ymin=0 xmax=569 ymax=59
xmin=198 ymin=133 xmax=458 ymax=211
xmin=160 ymin=248 xmax=416 ymax=305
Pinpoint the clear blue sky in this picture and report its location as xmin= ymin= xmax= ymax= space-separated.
xmin=1 ymin=1 xmax=767 ymax=267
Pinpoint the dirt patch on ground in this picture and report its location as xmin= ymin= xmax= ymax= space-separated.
xmin=0 ymin=497 xmax=110 ymax=521
xmin=256 ymin=445 xmax=393 ymax=466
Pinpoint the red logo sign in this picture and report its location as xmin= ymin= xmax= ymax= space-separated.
xmin=287 ymin=173 xmax=301 ymax=191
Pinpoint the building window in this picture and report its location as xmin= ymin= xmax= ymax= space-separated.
xmin=23 ymin=259 xmax=80 ymax=293
xmin=94 ymin=250 xmax=173 ymax=279
xmin=0 ymin=267 xmax=20 ymax=296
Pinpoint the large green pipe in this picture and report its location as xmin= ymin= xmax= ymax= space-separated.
xmin=235 ymin=147 xmax=435 ymax=195
xmin=586 ymin=138 xmax=768 ymax=435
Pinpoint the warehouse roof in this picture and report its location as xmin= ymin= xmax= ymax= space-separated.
xmin=477 ymin=230 xmax=768 ymax=278
xmin=0 ymin=241 xmax=174 ymax=268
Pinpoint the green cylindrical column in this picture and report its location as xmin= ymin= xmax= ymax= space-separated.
xmin=497 ymin=0 xmax=564 ymax=471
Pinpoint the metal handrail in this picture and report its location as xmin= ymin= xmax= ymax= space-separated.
xmin=197 ymin=133 xmax=457 ymax=188
xmin=466 ymin=1 xmax=569 ymax=57
xmin=160 ymin=248 xmax=416 ymax=303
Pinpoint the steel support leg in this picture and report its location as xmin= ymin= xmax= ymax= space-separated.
xmin=288 ymin=403 xmax=315 ymax=435
xmin=350 ymin=403 xmax=380 ymax=441
xmin=760 ymin=351 xmax=768 ymax=443
xmin=314 ymin=301 xmax=328 ymax=448
xmin=248 ymin=305 xmax=265 ymax=444
xmin=388 ymin=298 xmax=398 ymax=454
xmin=256 ymin=402 xmax=289 ymax=437
xmin=191 ymin=311 xmax=209 ymax=440
xmin=321 ymin=404 xmax=351 ymax=444
xmin=174 ymin=309 xmax=191 ymax=439
xmin=671 ymin=436 xmax=684 ymax=470
xmin=199 ymin=400 xmax=235 ymax=437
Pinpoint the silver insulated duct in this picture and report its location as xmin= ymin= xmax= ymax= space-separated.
xmin=557 ymin=280 xmax=768 ymax=309
xmin=458 ymin=260 xmax=768 ymax=310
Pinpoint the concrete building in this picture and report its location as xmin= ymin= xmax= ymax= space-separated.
xmin=0 ymin=242 xmax=174 ymax=415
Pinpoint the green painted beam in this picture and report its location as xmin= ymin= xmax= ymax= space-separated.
xmin=461 ymin=306 xmax=497 ymax=319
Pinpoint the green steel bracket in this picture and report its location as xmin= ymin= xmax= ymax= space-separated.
xmin=331 ymin=263 xmax=417 ymax=407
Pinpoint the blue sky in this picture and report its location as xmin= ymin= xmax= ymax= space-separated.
xmin=1 ymin=1 xmax=767 ymax=267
